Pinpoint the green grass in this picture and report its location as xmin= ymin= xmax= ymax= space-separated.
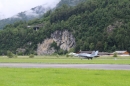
xmin=0 ymin=56 xmax=130 ymax=64
xmin=0 ymin=56 xmax=130 ymax=86
xmin=0 ymin=68 xmax=130 ymax=86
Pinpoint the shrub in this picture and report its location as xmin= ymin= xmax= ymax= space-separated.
xmin=7 ymin=51 xmax=14 ymax=58
xmin=113 ymin=52 xmax=117 ymax=57
xmin=29 ymin=54 xmax=34 ymax=58
xmin=66 ymin=54 xmax=69 ymax=58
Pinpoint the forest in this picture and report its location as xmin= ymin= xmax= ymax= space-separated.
xmin=0 ymin=0 xmax=130 ymax=55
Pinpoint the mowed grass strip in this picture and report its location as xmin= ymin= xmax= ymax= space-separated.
xmin=0 ymin=68 xmax=130 ymax=86
xmin=0 ymin=56 xmax=130 ymax=64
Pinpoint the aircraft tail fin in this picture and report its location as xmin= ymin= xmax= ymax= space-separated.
xmin=91 ymin=51 xmax=99 ymax=57
xmin=91 ymin=51 xmax=95 ymax=55
xmin=95 ymin=51 xmax=99 ymax=56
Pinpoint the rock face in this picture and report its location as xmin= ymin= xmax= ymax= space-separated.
xmin=37 ymin=39 xmax=55 ymax=55
xmin=37 ymin=30 xmax=75 ymax=55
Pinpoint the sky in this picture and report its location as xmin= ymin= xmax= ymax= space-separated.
xmin=0 ymin=0 xmax=60 ymax=19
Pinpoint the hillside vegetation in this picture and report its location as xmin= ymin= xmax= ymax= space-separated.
xmin=56 ymin=0 xmax=86 ymax=7
xmin=0 ymin=0 xmax=130 ymax=55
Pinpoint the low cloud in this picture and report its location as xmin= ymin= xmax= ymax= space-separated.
xmin=0 ymin=0 xmax=60 ymax=18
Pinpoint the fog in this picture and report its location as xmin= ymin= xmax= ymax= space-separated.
xmin=0 ymin=0 xmax=60 ymax=19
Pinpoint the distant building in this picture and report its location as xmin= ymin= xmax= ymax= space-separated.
xmin=78 ymin=50 xmax=130 ymax=56
xmin=113 ymin=51 xmax=130 ymax=56
xmin=98 ymin=52 xmax=111 ymax=56
xmin=27 ymin=24 xmax=44 ymax=31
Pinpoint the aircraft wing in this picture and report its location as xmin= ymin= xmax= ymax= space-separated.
xmin=78 ymin=53 xmax=92 ymax=57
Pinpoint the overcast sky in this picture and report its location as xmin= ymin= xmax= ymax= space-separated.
xmin=0 ymin=0 xmax=60 ymax=19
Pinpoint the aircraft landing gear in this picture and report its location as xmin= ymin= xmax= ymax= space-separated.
xmin=88 ymin=58 xmax=93 ymax=60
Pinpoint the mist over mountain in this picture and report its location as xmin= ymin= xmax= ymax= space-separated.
xmin=0 ymin=2 xmax=59 ymax=29
xmin=0 ymin=13 xmax=5 ymax=20
xmin=0 ymin=0 xmax=86 ymax=29
xmin=12 ymin=5 xmax=51 ymax=21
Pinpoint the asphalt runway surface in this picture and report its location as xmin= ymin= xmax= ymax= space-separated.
xmin=0 ymin=63 xmax=130 ymax=70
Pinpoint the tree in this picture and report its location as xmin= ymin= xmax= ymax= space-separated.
xmin=96 ymin=41 xmax=103 ymax=51
xmin=50 ymin=41 xmax=59 ymax=51
xmin=7 ymin=51 xmax=14 ymax=58
xmin=111 ymin=45 xmax=116 ymax=51
xmin=104 ymin=42 xmax=108 ymax=51
xmin=29 ymin=54 xmax=34 ymax=58
xmin=113 ymin=52 xmax=117 ymax=57
xmin=113 ymin=52 xmax=118 ymax=60
xmin=89 ymin=43 xmax=94 ymax=50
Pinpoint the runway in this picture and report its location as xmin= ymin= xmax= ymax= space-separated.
xmin=0 ymin=63 xmax=130 ymax=70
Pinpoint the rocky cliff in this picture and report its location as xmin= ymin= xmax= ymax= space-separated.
xmin=37 ymin=30 xmax=75 ymax=55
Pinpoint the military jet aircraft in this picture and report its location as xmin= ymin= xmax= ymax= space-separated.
xmin=78 ymin=51 xmax=99 ymax=60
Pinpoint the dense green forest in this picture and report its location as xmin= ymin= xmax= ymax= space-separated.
xmin=0 ymin=0 xmax=130 ymax=55
xmin=56 ymin=0 xmax=86 ymax=7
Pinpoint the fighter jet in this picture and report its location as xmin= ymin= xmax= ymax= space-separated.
xmin=78 ymin=51 xmax=99 ymax=60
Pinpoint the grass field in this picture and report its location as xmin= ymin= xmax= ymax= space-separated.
xmin=0 ymin=56 xmax=130 ymax=64
xmin=0 ymin=68 xmax=130 ymax=86
xmin=0 ymin=56 xmax=130 ymax=86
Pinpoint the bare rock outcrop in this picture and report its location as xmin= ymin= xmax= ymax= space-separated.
xmin=37 ymin=39 xmax=55 ymax=55
xmin=37 ymin=30 xmax=75 ymax=55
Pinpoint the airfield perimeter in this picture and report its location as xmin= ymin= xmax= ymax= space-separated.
xmin=0 ymin=56 xmax=130 ymax=70
xmin=0 ymin=63 xmax=130 ymax=70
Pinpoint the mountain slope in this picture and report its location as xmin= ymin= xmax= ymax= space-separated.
xmin=0 ymin=0 xmax=130 ymax=55
xmin=0 ymin=3 xmax=57 ymax=29
xmin=13 ymin=6 xmax=49 ymax=20
xmin=56 ymin=0 xmax=86 ymax=7
xmin=0 ymin=0 xmax=87 ymax=29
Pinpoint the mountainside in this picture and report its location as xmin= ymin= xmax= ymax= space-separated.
xmin=37 ymin=30 xmax=75 ymax=55
xmin=13 ymin=5 xmax=50 ymax=20
xmin=0 ymin=0 xmax=130 ymax=55
xmin=56 ymin=0 xmax=86 ymax=7
xmin=0 ymin=3 xmax=57 ymax=29
xmin=0 ymin=0 xmax=86 ymax=29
